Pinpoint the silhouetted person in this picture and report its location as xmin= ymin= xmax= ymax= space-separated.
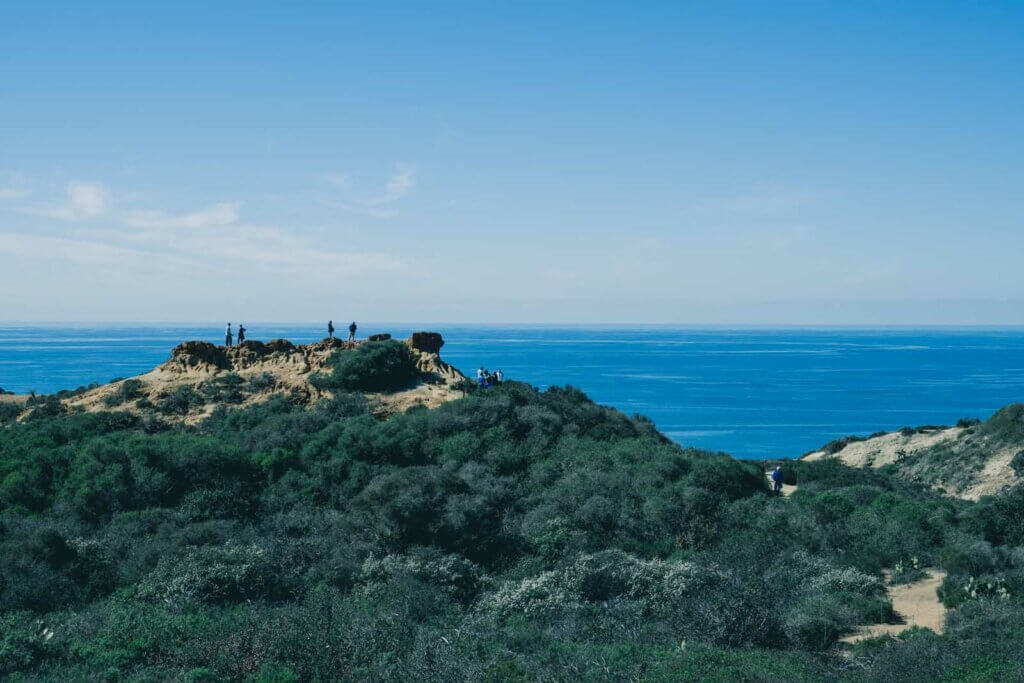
xmin=328 ymin=320 xmax=335 ymax=339
xmin=348 ymin=321 xmax=357 ymax=342
xmin=237 ymin=324 xmax=246 ymax=345
xmin=225 ymin=323 xmax=233 ymax=346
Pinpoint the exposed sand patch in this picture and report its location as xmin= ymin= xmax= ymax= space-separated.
xmin=801 ymin=423 xmax=1024 ymax=501
xmin=842 ymin=569 xmax=946 ymax=644
xmin=803 ymin=428 xmax=964 ymax=468
xmin=961 ymin=445 xmax=1019 ymax=500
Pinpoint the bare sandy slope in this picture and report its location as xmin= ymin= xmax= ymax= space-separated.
xmin=10 ymin=335 xmax=467 ymax=424
xmin=803 ymin=428 xmax=964 ymax=469
xmin=842 ymin=569 xmax=947 ymax=644
xmin=802 ymin=419 xmax=1022 ymax=501
xmin=961 ymin=445 xmax=1021 ymax=500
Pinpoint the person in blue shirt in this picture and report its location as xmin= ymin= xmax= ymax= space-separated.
xmin=771 ymin=466 xmax=783 ymax=495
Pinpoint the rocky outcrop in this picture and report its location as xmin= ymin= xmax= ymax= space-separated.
xmin=56 ymin=331 xmax=467 ymax=424
xmin=165 ymin=341 xmax=231 ymax=372
xmin=368 ymin=333 xmax=392 ymax=342
xmin=408 ymin=332 xmax=444 ymax=354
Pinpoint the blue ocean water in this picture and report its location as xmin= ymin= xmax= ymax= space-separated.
xmin=1 ymin=324 xmax=1023 ymax=460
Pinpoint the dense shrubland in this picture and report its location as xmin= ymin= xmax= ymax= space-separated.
xmin=1 ymin=381 xmax=1024 ymax=680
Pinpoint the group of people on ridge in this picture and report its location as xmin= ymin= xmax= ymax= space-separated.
xmin=327 ymin=320 xmax=358 ymax=342
xmin=476 ymin=367 xmax=504 ymax=387
xmin=225 ymin=323 xmax=246 ymax=346
xmin=222 ymin=321 xmax=358 ymax=347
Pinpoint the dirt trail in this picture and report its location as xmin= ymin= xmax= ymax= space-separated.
xmin=841 ymin=569 xmax=947 ymax=645
xmin=765 ymin=471 xmax=797 ymax=497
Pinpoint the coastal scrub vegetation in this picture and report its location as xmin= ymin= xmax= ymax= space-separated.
xmin=310 ymin=340 xmax=422 ymax=393
xmin=1 ymin=384 xmax=1024 ymax=679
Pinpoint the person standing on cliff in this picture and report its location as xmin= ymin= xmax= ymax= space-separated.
xmin=225 ymin=323 xmax=233 ymax=346
xmin=328 ymin=320 xmax=335 ymax=339
xmin=348 ymin=321 xmax=357 ymax=342
xmin=237 ymin=324 xmax=246 ymax=345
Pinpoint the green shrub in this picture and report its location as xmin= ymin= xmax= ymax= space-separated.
xmin=137 ymin=543 xmax=281 ymax=607
xmin=360 ymin=548 xmax=484 ymax=601
xmin=782 ymin=594 xmax=857 ymax=650
xmin=1010 ymin=450 xmax=1024 ymax=478
xmin=249 ymin=372 xmax=276 ymax=391
xmin=26 ymin=396 xmax=65 ymax=421
xmin=311 ymin=341 xmax=421 ymax=393
xmin=199 ymin=374 xmax=246 ymax=404
xmin=102 ymin=379 xmax=145 ymax=408
xmin=156 ymin=386 xmax=202 ymax=415
xmin=0 ymin=611 xmax=59 ymax=676
xmin=822 ymin=434 xmax=866 ymax=454
xmin=0 ymin=402 xmax=21 ymax=424
xmin=981 ymin=404 xmax=1024 ymax=443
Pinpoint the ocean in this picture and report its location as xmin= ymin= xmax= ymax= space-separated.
xmin=2 ymin=324 xmax=1023 ymax=460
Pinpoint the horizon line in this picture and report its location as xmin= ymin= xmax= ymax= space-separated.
xmin=1 ymin=321 xmax=1024 ymax=330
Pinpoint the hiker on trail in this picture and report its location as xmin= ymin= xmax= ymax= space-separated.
xmin=495 ymin=369 xmax=504 ymax=385
xmin=348 ymin=321 xmax=357 ymax=342
xmin=225 ymin=323 xmax=233 ymax=346
xmin=328 ymin=320 xmax=335 ymax=339
xmin=237 ymin=325 xmax=246 ymax=345
xmin=771 ymin=466 xmax=783 ymax=495
xmin=477 ymin=367 xmax=485 ymax=386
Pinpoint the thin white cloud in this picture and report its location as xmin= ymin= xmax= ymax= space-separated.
xmin=32 ymin=180 xmax=110 ymax=221
xmin=0 ymin=187 xmax=26 ymax=202
xmin=68 ymin=218 xmax=405 ymax=278
xmin=319 ymin=200 xmax=399 ymax=219
xmin=123 ymin=201 xmax=242 ymax=229
xmin=0 ymin=231 xmax=158 ymax=267
xmin=185 ymin=225 xmax=405 ymax=273
xmin=322 ymin=162 xmax=416 ymax=217
xmin=0 ymin=171 xmax=28 ymax=202
xmin=372 ymin=162 xmax=416 ymax=206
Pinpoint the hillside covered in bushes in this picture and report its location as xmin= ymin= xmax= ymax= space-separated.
xmin=3 ymin=345 xmax=1024 ymax=680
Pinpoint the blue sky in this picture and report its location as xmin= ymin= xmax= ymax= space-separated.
xmin=1 ymin=1 xmax=1022 ymax=323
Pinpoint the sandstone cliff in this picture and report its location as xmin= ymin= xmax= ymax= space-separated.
xmin=40 ymin=332 xmax=466 ymax=424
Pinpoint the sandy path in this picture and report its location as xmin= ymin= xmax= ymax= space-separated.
xmin=765 ymin=472 xmax=797 ymax=497
xmin=841 ymin=569 xmax=947 ymax=644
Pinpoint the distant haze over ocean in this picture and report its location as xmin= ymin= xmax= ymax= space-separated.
xmin=2 ymin=324 xmax=1023 ymax=460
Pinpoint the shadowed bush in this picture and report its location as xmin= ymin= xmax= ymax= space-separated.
xmin=311 ymin=341 xmax=422 ymax=393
